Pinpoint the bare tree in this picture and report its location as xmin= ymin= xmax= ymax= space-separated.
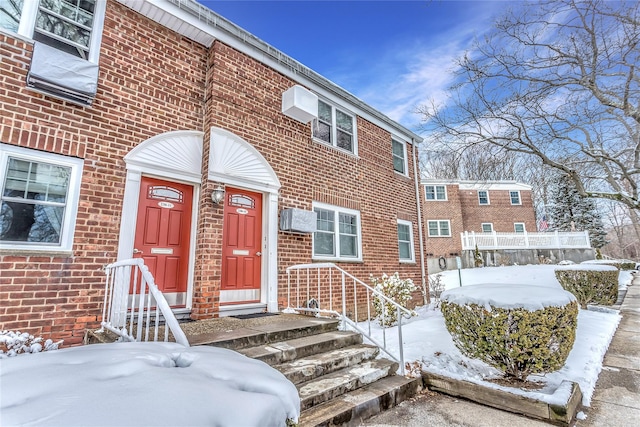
xmin=419 ymin=0 xmax=640 ymax=216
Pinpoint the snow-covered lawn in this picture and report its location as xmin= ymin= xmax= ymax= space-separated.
xmin=0 ymin=264 xmax=628 ymax=426
xmin=366 ymin=264 xmax=626 ymax=407
xmin=0 ymin=342 xmax=300 ymax=426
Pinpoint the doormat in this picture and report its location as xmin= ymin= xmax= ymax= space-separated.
xmin=231 ymin=313 xmax=279 ymax=320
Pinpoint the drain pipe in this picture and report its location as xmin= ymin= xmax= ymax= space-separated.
xmin=412 ymin=140 xmax=428 ymax=305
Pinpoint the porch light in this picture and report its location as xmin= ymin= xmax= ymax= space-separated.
xmin=211 ymin=186 xmax=225 ymax=204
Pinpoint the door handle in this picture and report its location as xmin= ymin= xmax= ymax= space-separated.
xmin=256 ymin=252 xmax=262 ymax=256
xmin=133 ymin=248 xmax=143 ymax=254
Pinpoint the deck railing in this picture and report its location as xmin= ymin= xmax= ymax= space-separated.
xmin=286 ymin=263 xmax=412 ymax=375
xmin=461 ymin=230 xmax=591 ymax=250
xmin=100 ymin=258 xmax=189 ymax=347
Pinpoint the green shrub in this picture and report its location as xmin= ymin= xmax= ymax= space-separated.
xmin=555 ymin=268 xmax=619 ymax=308
xmin=370 ymin=272 xmax=416 ymax=327
xmin=440 ymin=299 xmax=578 ymax=381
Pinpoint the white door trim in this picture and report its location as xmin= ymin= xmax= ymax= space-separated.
xmin=208 ymin=127 xmax=281 ymax=312
xmin=117 ymin=130 xmax=203 ymax=311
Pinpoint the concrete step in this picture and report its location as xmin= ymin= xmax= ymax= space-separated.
xmin=298 ymin=358 xmax=399 ymax=411
xmin=238 ymin=331 xmax=363 ymax=366
xmin=299 ymin=375 xmax=424 ymax=427
xmin=275 ymin=343 xmax=380 ymax=384
xmin=188 ymin=316 xmax=340 ymax=350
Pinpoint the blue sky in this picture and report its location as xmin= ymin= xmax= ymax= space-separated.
xmin=198 ymin=0 xmax=508 ymax=132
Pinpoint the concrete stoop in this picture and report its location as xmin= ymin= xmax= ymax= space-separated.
xmin=188 ymin=314 xmax=422 ymax=426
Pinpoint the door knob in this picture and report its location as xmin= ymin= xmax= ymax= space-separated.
xmin=256 ymin=252 xmax=262 ymax=256
xmin=133 ymin=248 xmax=143 ymax=254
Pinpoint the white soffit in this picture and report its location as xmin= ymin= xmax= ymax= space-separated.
xmin=125 ymin=130 xmax=204 ymax=182
xmin=116 ymin=0 xmax=216 ymax=47
xmin=208 ymin=127 xmax=281 ymax=191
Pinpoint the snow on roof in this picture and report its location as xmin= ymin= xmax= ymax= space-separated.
xmin=441 ymin=283 xmax=576 ymax=311
xmin=556 ymin=264 xmax=618 ymax=271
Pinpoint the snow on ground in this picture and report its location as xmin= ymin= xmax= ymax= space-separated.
xmin=0 ymin=342 xmax=300 ymax=427
xmin=364 ymin=264 xmax=626 ymax=407
xmin=0 ymin=264 xmax=630 ymax=425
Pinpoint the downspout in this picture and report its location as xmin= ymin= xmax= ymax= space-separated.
xmin=412 ymin=140 xmax=429 ymax=305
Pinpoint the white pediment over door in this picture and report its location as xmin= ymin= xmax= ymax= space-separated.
xmin=125 ymin=130 xmax=204 ymax=183
xmin=208 ymin=127 xmax=281 ymax=193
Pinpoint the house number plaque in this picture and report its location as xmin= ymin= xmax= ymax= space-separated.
xmin=236 ymin=208 xmax=248 ymax=215
xmin=158 ymin=202 xmax=174 ymax=209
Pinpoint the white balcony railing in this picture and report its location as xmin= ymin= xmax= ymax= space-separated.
xmin=461 ymin=230 xmax=591 ymax=250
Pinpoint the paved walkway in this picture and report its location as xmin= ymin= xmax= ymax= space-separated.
xmin=362 ymin=281 xmax=640 ymax=426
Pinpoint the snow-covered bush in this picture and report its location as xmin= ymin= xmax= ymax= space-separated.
xmin=440 ymin=284 xmax=578 ymax=381
xmin=370 ymin=272 xmax=416 ymax=327
xmin=428 ymin=274 xmax=445 ymax=308
xmin=555 ymin=266 xmax=619 ymax=308
xmin=582 ymin=259 xmax=636 ymax=271
xmin=0 ymin=331 xmax=62 ymax=358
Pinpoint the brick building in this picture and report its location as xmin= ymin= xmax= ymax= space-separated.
xmin=422 ymin=180 xmax=537 ymax=271
xmin=0 ymin=0 xmax=426 ymax=346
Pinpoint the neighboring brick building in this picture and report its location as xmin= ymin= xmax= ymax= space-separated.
xmin=422 ymin=180 xmax=537 ymax=271
xmin=0 ymin=0 xmax=425 ymax=345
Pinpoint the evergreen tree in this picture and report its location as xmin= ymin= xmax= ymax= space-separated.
xmin=548 ymin=175 xmax=608 ymax=249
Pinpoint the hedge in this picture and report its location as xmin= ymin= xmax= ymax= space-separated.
xmin=441 ymin=296 xmax=578 ymax=381
xmin=555 ymin=267 xmax=619 ymax=309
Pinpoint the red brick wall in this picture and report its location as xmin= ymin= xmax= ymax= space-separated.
xmin=0 ymin=0 xmax=207 ymax=345
xmin=458 ymin=189 xmax=537 ymax=232
xmin=201 ymin=41 xmax=424 ymax=313
xmin=423 ymin=185 xmax=464 ymax=258
xmin=1 ymin=1 xmax=424 ymax=343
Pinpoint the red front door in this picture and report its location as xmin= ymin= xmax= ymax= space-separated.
xmin=221 ymin=187 xmax=263 ymax=302
xmin=134 ymin=177 xmax=193 ymax=300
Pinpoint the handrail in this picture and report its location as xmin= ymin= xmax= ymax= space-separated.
xmin=285 ymin=263 xmax=412 ymax=375
xmin=100 ymin=258 xmax=189 ymax=347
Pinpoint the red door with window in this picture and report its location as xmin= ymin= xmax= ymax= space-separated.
xmin=134 ymin=177 xmax=193 ymax=303
xmin=221 ymin=188 xmax=262 ymax=302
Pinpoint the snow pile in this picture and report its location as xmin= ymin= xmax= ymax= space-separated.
xmin=0 ymin=331 xmax=62 ymax=358
xmin=0 ymin=342 xmax=300 ymax=426
xmin=441 ymin=283 xmax=576 ymax=311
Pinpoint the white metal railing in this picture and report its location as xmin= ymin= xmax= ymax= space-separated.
xmin=286 ymin=263 xmax=412 ymax=375
xmin=461 ymin=230 xmax=591 ymax=250
xmin=100 ymin=259 xmax=189 ymax=347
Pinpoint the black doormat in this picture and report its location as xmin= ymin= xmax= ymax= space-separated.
xmin=231 ymin=312 xmax=279 ymax=320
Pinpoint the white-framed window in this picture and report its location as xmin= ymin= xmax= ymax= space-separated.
xmin=392 ymin=138 xmax=407 ymax=175
xmin=397 ymin=219 xmax=414 ymax=262
xmin=510 ymin=191 xmax=521 ymax=205
xmin=0 ymin=144 xmax=84 ymax=252
xmin=514 ymin=223 xmax=526 ymax=233
xmin=0 ymin=0 xmax=107 ymax=63
xmin=312 ymin=202 xmax=362 ymax=261
xmin=425 ymin=185 xmax=447 ymax=201
xmin=478 ymin=190 xmax=489 ymax=205
xmin=481 ymin=223 xmax=494 ymax=233
xmin=313 ymin=99 xmax=357 ymax=154
xmin=427 ymin=220 xmax=450 ymax=237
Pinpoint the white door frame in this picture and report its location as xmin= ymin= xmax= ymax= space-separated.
xmin=117 ymin=130 xmax=204 ymax=312
xmin=208 ymin=127 xmax=281 ymax=312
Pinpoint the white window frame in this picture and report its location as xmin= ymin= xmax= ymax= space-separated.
xmin=427 ymin=220 xmax=451 ymax=237
xmin=312 ymin=201 xmax=362 ymax=262
xmin=0 ymin=144 xmax=84 ymax=253
xmin=425 ymin=184 xmax=447 ymax=201
xmin=481 ymin=223 xmax=494 ymax=233
xmin=510 ymin=190 xmax=521 ymax=205
xmin=514 ymin=223 xmax=526 ymax=233
xmin=312 ymin=99 xmax=358 ymax=155
xmin=397 ymin=219 xmax=415 ymax=263
xmin=391 ymin=138 xmax=408 ymax=176
xmin=478 ymin=190 xmax=490 ymax=205
xmin=6 ymin=0 xmax=106 ymax=64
